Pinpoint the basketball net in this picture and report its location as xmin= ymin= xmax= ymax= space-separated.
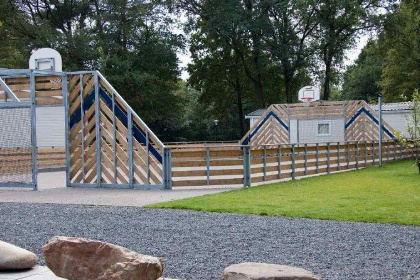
xmin=300 ymin=97 xmax=313 ymax=103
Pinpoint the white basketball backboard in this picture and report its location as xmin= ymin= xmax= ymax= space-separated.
xmin=29 ymin=48 xmax=62 ymax=72
xmin=298 ymin=86 xmax=320 ymax=102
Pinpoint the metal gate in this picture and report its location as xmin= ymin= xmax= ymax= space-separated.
xmin=0 ymin=76 xmax=37 ymax=190
xmin=65 ymin=71 xmax=171 ymax=189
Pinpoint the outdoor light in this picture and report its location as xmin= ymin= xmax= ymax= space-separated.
xmin=214 ymin=119 xmax=219 ymax=141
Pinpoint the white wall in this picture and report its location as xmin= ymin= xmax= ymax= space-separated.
xmin=290 ymin=118 xmax=345 ymax=144
xmin=249 ymin=117 xmax=259 ymax=128
xmin=36 ymin=106 xmax=65 ymax=147
xmin=382 ymin=111 xmax=411 ymax=138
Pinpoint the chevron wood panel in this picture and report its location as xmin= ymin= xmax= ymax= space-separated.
xmin=68 ymin=73 xmax=98 ymax=184
xmin=345 ymin=100 xmax=395 ymax=141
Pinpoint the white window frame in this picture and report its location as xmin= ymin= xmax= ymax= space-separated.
xmin=317 ymin=120 xmax=331 ymax=136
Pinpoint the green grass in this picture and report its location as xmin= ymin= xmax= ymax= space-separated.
xmin=147 ymin=160 xmax=420 ymax=225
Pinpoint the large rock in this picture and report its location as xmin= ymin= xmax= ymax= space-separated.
xmin=42 ymin=236 xmax=163 ymax=280
xmin=223 ymin=262 xmax=322 ymax=280
xmin=0 ymin=240 xmax=38 ymax=270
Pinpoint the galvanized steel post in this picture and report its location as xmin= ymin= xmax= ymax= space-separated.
xmin=291 ymin=144 xmax=295 ymax=180
xmin=277 ymin=145 xmax=281 ymax=179
xmin=163 ymin=148 xmax=172 ymax=189
xmin=206 ymin=147 xmax=210 ymax=185
xmin=243 ymin=146 xmax=251 ymax=187
xmin=79 ymin=74 xmax=86 ymax=183
xmin=263 ymin=146 xmax=267 ymax=181
xmin=326 ymin=143 xmax=330 ymax=174
xmin=337 ymin=142 xmax=340 ymax=171
xmin=304 ymin=143 xmax=308 ymax=175
xmin=30 ymin=71 xmax=38 ymax=191
xmin=378 ymin=95 xmax=383 ymax=166
xmin=111 ymin=92 xmax=117 ymax=183
xmin=127 ymin=110 xmax=134 ymax=188
xmin=62 ymin=73 xmax=71 ymax=188
xmin=355 ymin=141 xmax=359 ymax=169
xmin=94 ymin=72 xmax=101 ymax=187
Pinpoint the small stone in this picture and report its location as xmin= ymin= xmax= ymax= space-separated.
xmin=0 ymin=240 xmax=38 ymax=270
xmin=42 ymin=236 xmax=163 ymax=280
xmin=223 ymin=262 xmax=322 ymax=280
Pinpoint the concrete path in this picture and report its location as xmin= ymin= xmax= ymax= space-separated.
xmin=0 ymin=171 xmax=237 ymax=207
xmin=0 ymin=267 xmax=64 ymax=280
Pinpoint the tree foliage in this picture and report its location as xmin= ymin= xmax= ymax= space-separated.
xmin=342 ymin=0 xmax=419 ymax=103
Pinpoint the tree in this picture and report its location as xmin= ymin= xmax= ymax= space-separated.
xmin=341 ymin=0 xmax=419 ymax=103
xmin=379 ymin=0 xmax=420 ymax=101
xmin=342 ymin=40 xmax=384 ymax=102
xmin=397 ymin=90 xmax=420 ymax=174
xmin=265 ymin=0 xmax=318 ymax=103
xmin=314 ymin=0 xmax=382 ymax=100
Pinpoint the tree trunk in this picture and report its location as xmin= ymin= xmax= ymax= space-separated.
xmin=284 ymin=71 xmax=293 ymax=103
xmin=323 ymin=57 xmax=332 ymax=100
xmin=235 ymin=78 xmax=245 ymax=137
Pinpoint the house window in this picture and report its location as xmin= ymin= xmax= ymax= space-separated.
xmin=317 ymin=122 xmax=331 ymax=136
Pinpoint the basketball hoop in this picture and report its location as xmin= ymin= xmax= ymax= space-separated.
xmin=301 ymin=97 xmax=314 ymax=103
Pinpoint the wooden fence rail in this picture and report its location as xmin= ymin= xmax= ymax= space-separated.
xmin=170 ymin=140 xmax=412 ymax=188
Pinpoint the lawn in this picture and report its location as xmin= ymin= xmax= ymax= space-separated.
xmin=147 ymin=160 xmax=420 ymax=225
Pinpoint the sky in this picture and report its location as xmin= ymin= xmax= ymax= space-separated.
xmin=176 ymin=34 xmax=370 ymax=81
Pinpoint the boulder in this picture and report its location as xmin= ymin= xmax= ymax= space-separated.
xmin=0 ymin=240 xmax=38 ymax=270
xmin=223 ymin=262 xmax=322 ymax=280
xmin=42 ymin=236 xmax=163 ymax=280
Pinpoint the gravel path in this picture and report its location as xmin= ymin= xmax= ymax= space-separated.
xmin=0 ymin=202 xmax=419 ymax=280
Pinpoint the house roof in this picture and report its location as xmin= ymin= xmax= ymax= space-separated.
xmin=245 ymin=108 xmax=266 ymax=118
xmin=369 ymin=101 xmax=413 ymax=112
xmin=245 ymin=101 xmax=414 ymax=118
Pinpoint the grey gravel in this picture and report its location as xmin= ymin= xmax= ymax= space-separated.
xmin=0 ymin=202 xmax=419 ymax=280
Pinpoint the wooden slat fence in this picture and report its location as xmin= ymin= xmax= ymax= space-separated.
xmin=0 ymin=75 xmax=63 ymax=105
xmin=0 ymin=148 xmax=66 ymax=171
xmin=170 ymin=140 xmax=412 ymax=187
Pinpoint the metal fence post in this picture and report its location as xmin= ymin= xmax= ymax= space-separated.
xmin=243 ymin=146 xmax=251 ymax=187
xmin=326 ymin=143 xmax=330 ymax=174
xmin=63 ymin=73 xmax=71 ymax=188
xmin=304 ymin=143 xmax=308 ymax=175
xmin=291 ymin=144 xmax=295 ymax=180
xmin=355 ymin=141 xmax=359 ymax=170
xmin=94 ymin=72 xmax=102 ymax=187
xmin=30 ymin=71 xmax=38 ymax=191
xmin=263 ymin=146 xmax=267 ymax=181
xmin=111 ymin=92 xmax=117 ymax=183
xmin=346 ymin=142 xmax=350 ymax=169
xmin=337 ymin=142 xmax=340 ymax=171
xmin=379 ymin=95 xmax=383 ymax=166
xmin=206 ymin=147 xmax=210 ymax=185
xmin=145 ymin=130 xmax=150 ymax=184
xmin=277 ymin=145 xmax=281 ymax=179
xmin=79 ymin=74 xmax=86 ymax=183
xmin=393 ymin=139 xmax=396 ymax=161
xmin=364 ymin=141 xmax=367 ymax=166
xmin=372 ymin=141 xmax=376 ymax=165
xmin=163 ymin=148 xmax=172 ymax=189
xmin=127 ymin=110 xmax=134 ymax=188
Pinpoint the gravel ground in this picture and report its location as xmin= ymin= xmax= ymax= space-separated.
xmin=0 ymin=202 xmax=419 ymax=280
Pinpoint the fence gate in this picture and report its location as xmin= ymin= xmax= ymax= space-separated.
xmin=65 ymin=71 xmax=170 ymax=189
xmin=0 ymin=77 xmax=37 ymax=190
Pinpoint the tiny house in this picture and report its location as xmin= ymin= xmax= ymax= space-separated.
xmin=242 ymin=101 xmax=397 ymax=145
